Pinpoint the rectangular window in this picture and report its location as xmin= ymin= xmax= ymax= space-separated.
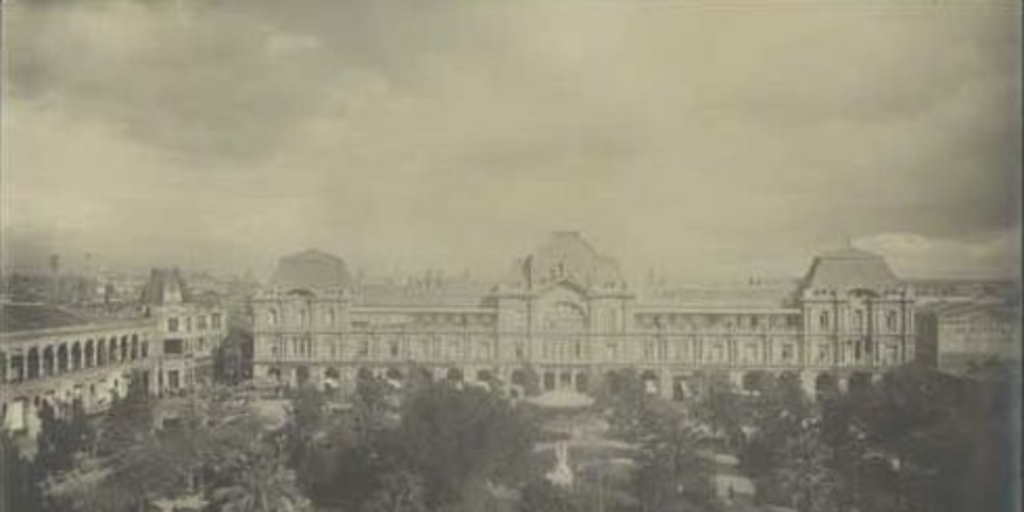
xmin=168 ymin=370 xmax=180 ymax=390
xmin=211 ymin=313 xmax=222 ymax=329
xmin=781 ymin=344 xmax=793 ymax=361
xmin=164 ymin=339 xmax=184 ymax=354
xmin=168 ymin=318 xmax=179 ymax=332
xmin=197 ymin=316 xmax=207 ymax=330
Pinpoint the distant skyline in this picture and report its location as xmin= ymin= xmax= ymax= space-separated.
xmin=3 ymin=0 xmax=1020 ymax=282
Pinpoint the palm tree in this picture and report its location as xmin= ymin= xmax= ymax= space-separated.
xmin=209 ymin=443 xmax=312 ymax=512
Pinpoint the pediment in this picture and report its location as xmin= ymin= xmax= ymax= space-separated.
xmin=535 ymin=279 xmax=589 ymax=299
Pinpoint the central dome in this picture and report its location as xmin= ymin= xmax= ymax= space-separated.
xmin=511 ymin=231 xmax=624 ymax=289
xmin=269 ymin=249 xmax=353 ymax=291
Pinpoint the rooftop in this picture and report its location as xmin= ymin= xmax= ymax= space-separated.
xmin=139 ymin=268 xmax=191 ymax=305
xmin=511 ymin=231 xmax=624 ymax=290
xmin=269 ymin=249 xmax=354 ymax=291
xmin=798 ymin=246 xmax=900 ymax=293
xmin=357 ymin=281 xmax=491 ymax=308
xmin=1 ymin=303 xmax=89 ymax=333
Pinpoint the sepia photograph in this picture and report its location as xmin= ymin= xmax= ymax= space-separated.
xmin=1 ymin=1 xmax=1021 ymax=511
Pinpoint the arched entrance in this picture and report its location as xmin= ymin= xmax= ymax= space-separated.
xmin=605 ymin=370 xmax=621 ymax=395
xmin=574 ymin=372 xmax=589 ymax=393
xmin=815 ymin=372 xmax=838 ymax=400
xmin=543 ymin=371 xmax=556 ymax=391
xmin=57 ymin=344 xmax=68 ymax=373
xmin=42 ymin=347 xmax=55 ymax=376
xmin=296 ymin=366 xmax=311 ymax=386
xmin=640 ymin=370 xmax=659 ymax=395
xmin=446 ymin=367 xmax=464 ymax=382
xmin=848 ymin=372 xmax=873 ymax=400
xmin=71 ymin=342 xmax=82 ymax=371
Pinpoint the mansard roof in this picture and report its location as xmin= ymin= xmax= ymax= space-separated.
xmin=269 ymin=249 xmax=353 ymax=291
xmin=358 ymin=281 xmax=491 ymax=308
xmin=139 ymin=268 xmax=191 ymax=305
xmin=799 ymin=246 xmax=900 ymax=293
xmin=510 ymin=231 xmax=625 ymax=290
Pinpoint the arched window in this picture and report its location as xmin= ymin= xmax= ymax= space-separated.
xmin=84 ymin=340 xmax=94 ymax=368
xmin=543 ymin=302 xmax=586 ymax=333
xmin=818 ymin=311 xmax=830 ymax=330
xmin=854 ymin=310 xmax=865 ymax=331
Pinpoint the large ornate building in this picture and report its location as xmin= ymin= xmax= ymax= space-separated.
xmin=251 ymin=232 xmax=917 ymax=399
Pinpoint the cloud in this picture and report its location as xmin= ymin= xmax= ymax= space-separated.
xmin=856 ymin=230 xmax=1021 ymax=279
xmin=3 ymin=0 xmax=1020 ymax=279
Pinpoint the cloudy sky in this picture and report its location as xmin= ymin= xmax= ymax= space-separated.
xmin=2 ymin=0 xmax=1020 ymax=281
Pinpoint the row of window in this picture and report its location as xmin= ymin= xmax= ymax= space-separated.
xmin=817 ymin=310 xmax=902 ymax=332
xmin=814 ymin=340 xmax=903 ymax=365
xmin=261 ymin=336 xmax=907 ymax=367
xmin=167 ymin=313 xmax=223 ymax=333
xmin=162 ymin=337 xmax=212 ymax=356
xmin=264 ymin=308 xmax=500 ymax=329
xmin=263 ymin=311 xmax=906 ymax=333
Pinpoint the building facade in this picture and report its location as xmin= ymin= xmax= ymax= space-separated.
xmin=917 ymin=302 xmax=1021 ymax=374
xmin=251 ymin=233 xmax=918 ymax=399
xmin=139 ymin=268 xmax=228 ymax=396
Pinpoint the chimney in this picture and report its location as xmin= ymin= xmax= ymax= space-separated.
xmin=49 ymin=253 xmax=61 ymax=304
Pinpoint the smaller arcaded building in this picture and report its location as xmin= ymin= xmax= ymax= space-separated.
xmin=251 ymin=233 xmax=918 ymax=399
xmin=1 ymin=303 xmax=155 ymax=436
xmin=1 ymin=268 xmax=228 ymax=438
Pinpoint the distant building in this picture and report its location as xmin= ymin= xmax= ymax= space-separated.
xmin=908 ymin=278 xmax=1019 ymax=306
xmin=916 ymin=302 xmax=1021 ymax=374
xmin=139 ymin=268 xmax=228 ymax=395
xmin=251 ymin=233 xmax=918 ymax=399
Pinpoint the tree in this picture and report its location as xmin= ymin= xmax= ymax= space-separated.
xmin=1 ymin=431 xmax=47 ymax=512
xmin=631 ymin=404 xmax=717 ymax=512
xmin=95 ymin=372 xmax=154 ymax=458
xmin=353 ymin=371 xmax=399 ymax=440
xmin=360 ymin=470 xmax=428 ymax=512
xmin=284 ymin=385 xmax=328 ymax=469
xmin=771 ymin=421 xmax=843 ymax=512
xmin=35 ymin=402 xmax=84 ymax=475
xmin=398 ymin=382 xmax=538 ymax=508
xmin=208 ymin=443 xmax=313 ymax=512
xmin=692 ymin=372 xmax=744 ymax=449
xmin=606 ymin=369 xmax=658 ymax=442
xmin=215 ymin=327 xmax=253 ymax=385
xmin=518 ymin=479 xmax=581 ymax=512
